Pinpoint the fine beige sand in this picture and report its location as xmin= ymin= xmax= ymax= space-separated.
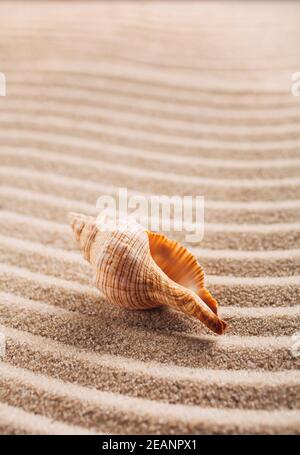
xmin=0 ymin=0 xmax=300 ymax=434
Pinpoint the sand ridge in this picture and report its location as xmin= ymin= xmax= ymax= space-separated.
xmin=0 ymin=0 xmax=300 ymax=434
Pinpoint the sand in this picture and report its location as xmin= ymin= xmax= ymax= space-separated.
xmin=0 ymin=0 xmax=300 ymax=434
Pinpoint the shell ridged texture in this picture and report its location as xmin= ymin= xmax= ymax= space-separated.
xmin=70 ymin=212 xmax=227 ymax=335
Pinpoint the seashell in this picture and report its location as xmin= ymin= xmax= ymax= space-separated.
xmin=69 ymin=212 xmax=227 ymax=335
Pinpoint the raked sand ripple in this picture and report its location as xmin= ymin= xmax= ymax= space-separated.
xmin=0 ymin=0 xmax=300 ymax=435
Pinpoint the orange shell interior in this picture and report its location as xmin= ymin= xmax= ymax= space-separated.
xmin=147 ymin=231 xmax=218 ymax=315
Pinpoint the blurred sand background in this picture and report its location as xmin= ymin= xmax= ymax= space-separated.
xmin=0 ymin=1 xmax=300 ymax=434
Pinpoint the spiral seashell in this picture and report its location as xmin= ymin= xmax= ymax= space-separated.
xmin=69 ymin=212 xmax=227 ymax=335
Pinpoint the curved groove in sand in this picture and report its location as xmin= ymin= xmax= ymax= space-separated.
xmin=10 ymin=83 xmax=300 ymax=124
xmin=2 ymin=290 xmax=298 ymax=338
xmin=0 ymin=402 xmax=97 ymax=435
xmin=2 ymin=323 xmax=299 ymax=386
xmin=2 ymin=130 xmax=300 ymax=175
xmin=1 ymin=112 xmax=300 ymax=152
xmin=9 ymin=74 xmax=299 ymax=101
xmin=3 ymin=59 xmax=297 ymax=95
xmin=1 ymin=291 xmax=300 ymax=340
xmin=8 ymin=69 xmax=300 ymax=105
xmin=0 ymin=301 xmax=296 ymax=372
xmin=1 ymin=148 xmax=300 ymax=188
xmin=1 ymin=360 xmax=300 ymax=435
xmin=6 ymin=85 xmax=300 ymax=132
xmin=5 ymin=96 xmax=300 ymax=142
xmin=0 ymin=176 xmax=300 ymax=214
